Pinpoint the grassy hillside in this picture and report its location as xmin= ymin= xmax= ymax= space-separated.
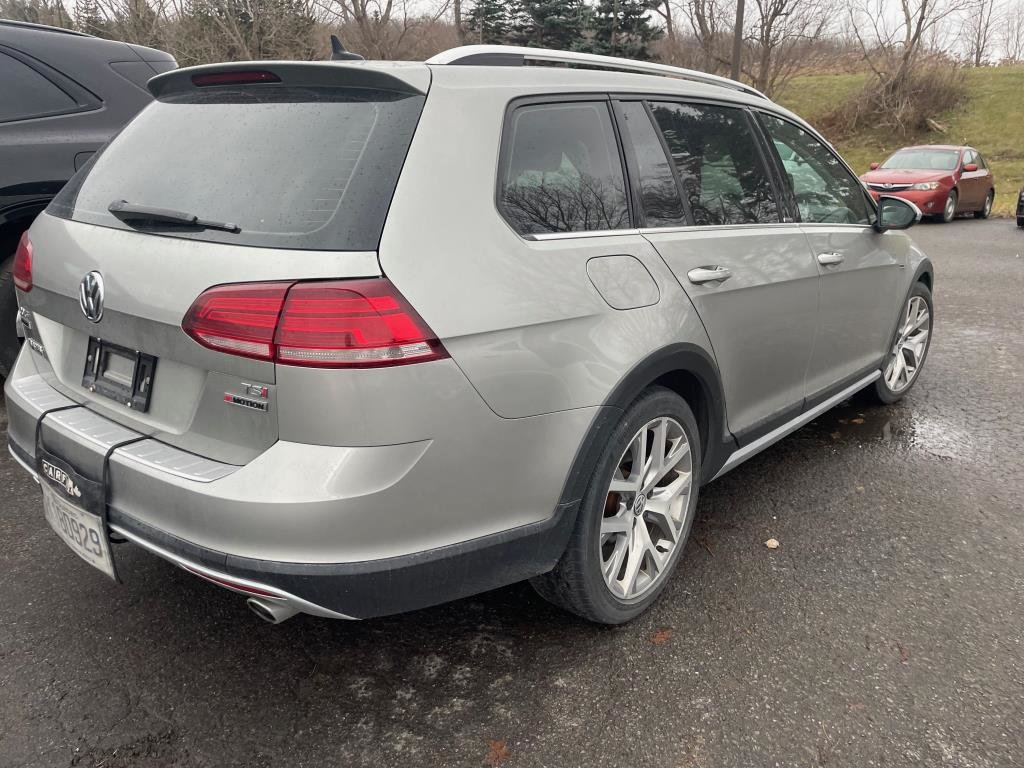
xmin=777 ymin=67 xmax=1024 ymax=216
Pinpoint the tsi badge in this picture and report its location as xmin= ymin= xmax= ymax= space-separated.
xmin=41 ymin=460 xmax=82 ymax=499
xmin=224 ymin=382 xmax=270 ymax=412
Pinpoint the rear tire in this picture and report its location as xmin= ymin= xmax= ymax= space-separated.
xmin=975 ymin=191 xmax=993 ymax=219
xmin=531 ymin=387 xmax=701 ymax=624
xmin=865 ymin=282 xmax=933 ymax=405
xmin=0 ymin=254 xmax=20 ymax=378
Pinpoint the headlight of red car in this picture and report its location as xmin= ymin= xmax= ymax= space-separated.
xmin=910 ymin=182 xmax=941 ymax=191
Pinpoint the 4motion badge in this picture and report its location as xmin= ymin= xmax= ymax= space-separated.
xmin=224 ymin=382 xmax=270 ymax=412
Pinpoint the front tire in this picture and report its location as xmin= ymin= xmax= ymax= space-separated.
xmin=938 ymin=190 xmax=958 ymax=223
xmin=866 ymin=282 xmax=933 ymax=404
xmin=531 ymin=387 xmax=701 ymax=624
xmin=975 ymin=191 xmax=993 ymax=219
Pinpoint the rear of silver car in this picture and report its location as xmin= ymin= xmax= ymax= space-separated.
xmin=5 ymin=61 xmax=590 ymax=620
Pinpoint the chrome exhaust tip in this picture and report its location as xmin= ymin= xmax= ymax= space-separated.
xmin=247 ymin=597 xmax=299 ymax=624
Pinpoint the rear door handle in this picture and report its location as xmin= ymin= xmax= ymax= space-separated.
xmin=687 ymin=266 xmax=732 ymax=285
xmin=817 ymin=252 xmax=844 ymax=266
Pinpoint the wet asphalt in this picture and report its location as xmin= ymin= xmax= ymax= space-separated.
xmin=1 ymin=218 xmax=1022 ymax=768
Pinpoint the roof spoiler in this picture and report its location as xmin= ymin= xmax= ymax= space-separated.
xmin=147 ymin=61 xmax=426 ymax=99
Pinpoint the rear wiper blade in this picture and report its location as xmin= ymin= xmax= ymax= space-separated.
xmin=108 ymin=200 xmax=241 ymax=233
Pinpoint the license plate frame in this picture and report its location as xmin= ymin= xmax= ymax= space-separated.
xmin=82 ymin=337 xmax=156 ymax=413
xmin=37 ymin=451 xmax=117 ymax=581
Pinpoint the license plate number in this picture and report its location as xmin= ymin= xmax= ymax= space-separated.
xmin=42 ymin=486 xmax=116 ymax=580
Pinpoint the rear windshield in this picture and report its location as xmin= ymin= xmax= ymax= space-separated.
xmin=881 ymin=149 xmax=959 ymax=171
xmin=48 ymin=86 xmax=424 ymax=251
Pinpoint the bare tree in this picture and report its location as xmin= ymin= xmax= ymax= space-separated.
xmin=1001 ymin=1 xmax=1024 ymax=60
xmin=744 ymin=0 xmax=829 ymax=94
xmin=964 ymin=0 xmax=997 ymax=65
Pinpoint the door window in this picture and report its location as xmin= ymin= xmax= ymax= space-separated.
xmin=0 ymin=51 xmax=76 ymax=122
xmin=759 ymin=113 xmax=871 ymax=225
xmin=619 ymin=101 xmax=686 ymax=228
xmin=498 ymin=102 xmax=630 ymax=235
xmin=648 ymin=102 xmax=780 ymax=226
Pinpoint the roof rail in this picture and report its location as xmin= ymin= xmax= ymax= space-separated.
xmin=0 ymin=19 xmax=89 ymax=36
xmin=426 ymin=45 xmax=767 ymax=100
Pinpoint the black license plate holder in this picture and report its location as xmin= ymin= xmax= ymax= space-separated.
xmin=82 ymin=337 xmax=157 ymax=412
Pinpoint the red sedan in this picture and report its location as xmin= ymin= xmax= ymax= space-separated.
xmin=860 ymin=145 xmax=995 ymax=223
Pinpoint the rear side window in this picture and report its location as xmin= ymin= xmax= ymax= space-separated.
xmin=49 ymin=86 xmax=424 ymax=251
xmin=650 ymin=102 xmax=780 ymax=226
xmin=0 ymin=50 xmax=77 ymax=122
xmin=498 ymin=101 xmax=630 ymax=235
xmin=619 ymin=101 xmax=686 ymax=228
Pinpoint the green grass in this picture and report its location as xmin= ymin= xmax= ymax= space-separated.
xmin=777 ymin=67 xmax=1024 ymax=216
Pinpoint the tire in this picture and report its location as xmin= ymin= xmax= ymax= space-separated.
xmin=531 ymin=387 xmax=701 ymax=624
xmin=975 ymin=190 xmax=993 ymax=219
xmin=938 ymin=190 xmax=957 ymax=223
xmin=0 ymin=254 xmax=20 ymax=378
xmin=1017 ymin=217 xmax=1024 ymax=229
xmin=865 ymin=282 xmax=933 ymax=405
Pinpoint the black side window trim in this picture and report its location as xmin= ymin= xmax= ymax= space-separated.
xmin=494 ymin=93 xmax=637 ymax=238
xmin=643 ymin=97 xmax=786 ymax=226
xmin=610 ymin=98 xmax=693 ymax=228
xmin=752 ymin=108 xmax=877 ymax=224
xmin=0 ymin=44 xmax=102 ymax=124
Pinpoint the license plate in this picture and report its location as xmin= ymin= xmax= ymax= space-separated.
xmin=41 ymin=485 xmax=116 ymax=581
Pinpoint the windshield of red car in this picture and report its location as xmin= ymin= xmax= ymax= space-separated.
xmin=881 ymin=149 xmax=959 ymax=171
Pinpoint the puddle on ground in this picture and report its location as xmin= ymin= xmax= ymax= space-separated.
xmin=803 ymin=400 xmax=978 ymax=462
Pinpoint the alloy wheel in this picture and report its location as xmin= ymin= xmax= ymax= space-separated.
xmin=600 ymin=417 xmax=693 ymax=600
xmin=884 ymin=295 xmax=930 ymax=393
xmin=944 ymin=194 xmax=957 ymax=221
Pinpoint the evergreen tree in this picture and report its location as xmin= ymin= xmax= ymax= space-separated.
xmin=583 ymin=0 xmax=663 ymax=60
xmin=511 ymin=0 xmax=589 ymax=50
xmin=465 ymin=0 xmax=513 ymax=44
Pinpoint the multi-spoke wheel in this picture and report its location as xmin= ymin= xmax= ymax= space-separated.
xmin=531 ymin=388 xmax=701 ymax=624
xmin=868 ymin=282 xmax=933 ymax=404
xmin=939 ymin=190 xmax=958 ymax=223
xmin=600 ymin=417 xmax=693 ymax=600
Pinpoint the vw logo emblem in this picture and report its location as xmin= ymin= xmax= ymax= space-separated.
xmin=79 ymin=271 xmax=104 ymax=323
xmin=633 ymin=493 xmax=647 ymax=516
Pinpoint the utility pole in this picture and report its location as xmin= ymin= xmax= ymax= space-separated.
xmin=730 ymin=0 xmax=744 ymax=81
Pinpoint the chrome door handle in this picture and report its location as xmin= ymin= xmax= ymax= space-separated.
xmin=687 ymin=266 xmax=732 ymax=284
xmin=817 ymin=252 xmax=844 ymax=266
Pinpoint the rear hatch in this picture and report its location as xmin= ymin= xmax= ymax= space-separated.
xmin=23 ymin=62 xmax=430 ymax=465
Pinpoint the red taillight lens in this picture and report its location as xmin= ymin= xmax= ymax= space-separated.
xmin=182 ymin=279 xmax=447 ymax=368
xmin=191 ymin=70 xmax=281 ymax=87
xmin=13 ymin=231 xmax=33 ymax=292
xmin=182 ymin=282 xmax=290 ymax=361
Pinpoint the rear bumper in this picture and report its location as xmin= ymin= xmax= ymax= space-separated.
xmin=4 ymin=351 xmax=589 ymax=619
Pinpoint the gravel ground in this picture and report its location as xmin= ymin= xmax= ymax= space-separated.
xmin=1 ymin=218 xmax=1022 ymax=768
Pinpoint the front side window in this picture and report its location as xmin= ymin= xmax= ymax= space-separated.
xmin=0 ymin=50 xmax=77 ymax=122
xmin=619 ymin=101 xmax=686 ymax=228
xmin=649 ymin=102 xmax=780 ymax=226
xmin=498 ymin=102 xmax=630 ymax=235
xmin=760 ymin=113 xmax=871 ymax=225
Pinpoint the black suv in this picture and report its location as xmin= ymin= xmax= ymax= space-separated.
xmin=0 ymin=20 xmax=175 ymax=375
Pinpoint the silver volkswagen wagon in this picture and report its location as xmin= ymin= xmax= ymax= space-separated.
xmin=5 ymin=45 xmax=933 ymax=625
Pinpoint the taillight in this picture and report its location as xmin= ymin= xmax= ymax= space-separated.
xmin=182 ymin=283 xmax=290 ymax=362
xmin=13 ymin=231 xmax=33 ymax=292
xmin=182 ymin=279 xmax=447 ymax=368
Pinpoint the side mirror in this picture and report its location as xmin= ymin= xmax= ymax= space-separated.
xmin=869 ymin=162 xmax=880 ymax=170
xmin=963 ymin=163 xmax=978 ymax=172
xmin=874 ymin=196 xmax=921 ymax=233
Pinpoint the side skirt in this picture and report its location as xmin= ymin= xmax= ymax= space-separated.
xmin=711 ymin=370 xmax=880 ymax=481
